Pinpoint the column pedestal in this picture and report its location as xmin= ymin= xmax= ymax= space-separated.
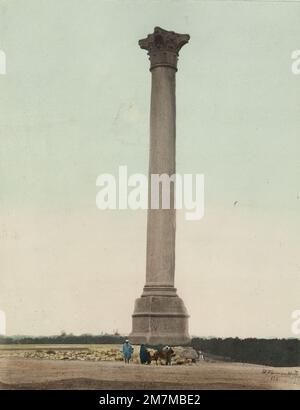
xmin=130 ymin=291 xmax=190 ymax=345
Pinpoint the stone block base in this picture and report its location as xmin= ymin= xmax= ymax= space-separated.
xmin=129 ymin=290 xmax=190 ymax=346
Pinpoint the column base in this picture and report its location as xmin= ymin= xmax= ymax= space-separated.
xmin=129 ymin=287 xmax=190 ymax=346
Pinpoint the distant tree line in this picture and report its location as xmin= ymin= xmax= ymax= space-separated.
xmin=0 ymin=333 xmax=124 ymax=345
xmin=1 ymin=334 xmax=299 ymax=366
xmin=191 ymin=337 xmax=300 ymax=367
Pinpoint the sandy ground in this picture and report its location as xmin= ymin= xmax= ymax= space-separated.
xmin=0 ymin=357 xmax=299 ymax=390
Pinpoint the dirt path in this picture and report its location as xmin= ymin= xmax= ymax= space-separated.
xmin=0 ymin=358 xmax=299 ymax=390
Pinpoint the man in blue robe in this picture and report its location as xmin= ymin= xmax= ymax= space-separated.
xmin=122 ymin=339 xmax=134 ymax=364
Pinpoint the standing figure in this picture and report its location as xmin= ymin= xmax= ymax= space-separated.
xmin=139 ymin=344 xmax=151 ymax=364
xmin=122 ymin=339 xmax=134 ymax=364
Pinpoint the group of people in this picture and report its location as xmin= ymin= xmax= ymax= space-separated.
xmin=122 ymin=339 xmax=174 ymax=365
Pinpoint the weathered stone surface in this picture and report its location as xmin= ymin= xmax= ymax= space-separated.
xmin=139 ymin=26 xmax=190 ymax=71
xmin=130 ymin=27 xmax=190 ymax=345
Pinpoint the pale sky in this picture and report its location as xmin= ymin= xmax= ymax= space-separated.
xmin=0 ymin=0 xmax=300 ymax=338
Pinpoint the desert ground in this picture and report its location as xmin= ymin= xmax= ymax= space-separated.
xmin=0 ymin=344 xmax=299 ymax=390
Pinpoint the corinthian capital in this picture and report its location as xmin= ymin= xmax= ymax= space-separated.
xmin=139 ymin=27 xmax=190 ymax=71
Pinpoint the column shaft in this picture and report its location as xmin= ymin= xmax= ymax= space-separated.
xmin=145 ymin=67 xmax=176 ymax=290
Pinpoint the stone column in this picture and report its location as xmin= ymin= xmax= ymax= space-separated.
xmin=129 ymin=27 xmax=190 ymax=346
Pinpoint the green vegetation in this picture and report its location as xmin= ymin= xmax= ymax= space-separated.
xmin=192 ymin=337 xmax=300 ymax=367
xmin=0 ymin=333 xmax=124 ymax=345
